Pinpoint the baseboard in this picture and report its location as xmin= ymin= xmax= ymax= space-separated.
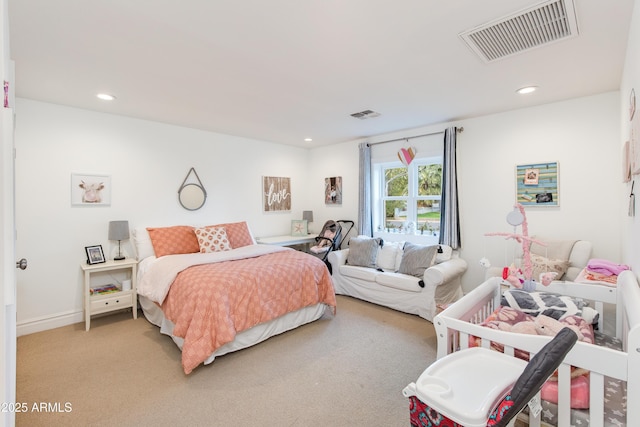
xmin=17 ymin=310 xmax=83 ymax=336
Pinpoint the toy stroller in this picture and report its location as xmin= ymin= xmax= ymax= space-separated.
xmin=309 ymin=220 xmax=354 ymax=273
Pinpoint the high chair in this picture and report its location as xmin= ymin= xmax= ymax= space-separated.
xmin=403 ymin=328 xmax=578 ymax=427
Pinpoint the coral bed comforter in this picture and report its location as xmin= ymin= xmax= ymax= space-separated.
xmin=137 ymin=245 xmax=336 ymax=374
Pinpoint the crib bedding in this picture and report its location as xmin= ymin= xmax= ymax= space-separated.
xmin=138 ymin=245 xmax=336 ymax=374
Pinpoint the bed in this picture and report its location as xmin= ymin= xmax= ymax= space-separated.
xmin=133 ymin=222 xmax=337 ymax=374
xmin=433 ymin=271 xmax=640 ymax=426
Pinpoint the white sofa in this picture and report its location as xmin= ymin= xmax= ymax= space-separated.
xmin=327 ymin=238 xmax=467 ymax=322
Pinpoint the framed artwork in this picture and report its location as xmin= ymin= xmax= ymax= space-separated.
xmin=262 ymin=176 xmax=291 ymax=212
xmin=325 ymin=176 xmax=342 ymax=205
xmin=71 ymin=173 xmax=111 ymax=206
xmin=631 ymin=90 xmax=640 ymax=175
xmin=85 ymin=245 xmax=105 ymax=265
xmin=291 ymin=220 xmax=308 ymax=236
xmin=624 ymin=140 xmax=632 ymax=183
xmin=515 ymin=161 xmax=559 ymax=207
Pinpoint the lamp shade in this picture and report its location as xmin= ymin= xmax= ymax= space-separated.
xmin=302 ymin=211 xmax=314 ymax=222
xmin=108 ymin=220 xmax=130 ymax=241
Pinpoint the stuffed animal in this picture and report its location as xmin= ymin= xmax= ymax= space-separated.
xmin=539 ymin=272 xmax=558 ymax=286
xmin=502 ymin=264 xmax=524 ymax=289
xmin=493 ymin=314 xmax=584 ymax=341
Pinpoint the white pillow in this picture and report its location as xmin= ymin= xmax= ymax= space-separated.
xmin=434 ymin=245 xmax=453 ymax=264
xmin=376 ymin=241 xmax=404 ymax=271
xmin=132 ymin=227 xmax=155 ymax=260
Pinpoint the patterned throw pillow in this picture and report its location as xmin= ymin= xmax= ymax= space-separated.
xmin=398 ymin=242 xmax=438 ymax=277
xmin=530 ymin=254 xmax=570 ymax=280
xmin=210 ymin=221 xmax=254 ymax=248
xmin=346 ymin=237 xmax=382 ymax=268
xmin=501 ymin=290 xmax=599 ymax=325
xmin=194 ymin=226 xmax=231 ymax=253
xmin=146 ymin=226 xmax=200 ymax=258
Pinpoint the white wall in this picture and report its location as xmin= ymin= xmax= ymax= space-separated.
xmin=310 ymin=92 xmax=622 ymax=293
xmin=621 ymin=0 xmax=640 ymax=272
xmin=14 ymin=72 xmax=629 ymax=334
xmin=14 ymin=99 xmax=314 ymax=334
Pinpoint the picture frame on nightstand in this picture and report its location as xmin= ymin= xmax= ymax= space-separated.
xmin=85 ymin=245 xmax=105 ymax=265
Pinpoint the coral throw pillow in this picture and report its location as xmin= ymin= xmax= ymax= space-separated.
xmin=211 ymin=221 xmax=254 ymax=248
xmin=146 ymin=226 xmax=200 ymax=258
xmin=195 ymin=226 xmax=231 ymax=253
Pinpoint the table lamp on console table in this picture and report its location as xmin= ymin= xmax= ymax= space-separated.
xmin=302 ymin=211 xmax=314 ymax=234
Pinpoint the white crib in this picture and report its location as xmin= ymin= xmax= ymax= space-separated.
xmin=433 ymin=270 xmax=640 ymax=426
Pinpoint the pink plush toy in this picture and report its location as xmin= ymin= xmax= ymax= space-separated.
xmin=534 ymin=315 xmax=584 ymax=341
xmin=494 ymin=314 xmax=584 ymax=341
xmin=502 ymin=264 xmax=524 ymax=289
xmin=540 ymin=272 xmax=558 ymax=286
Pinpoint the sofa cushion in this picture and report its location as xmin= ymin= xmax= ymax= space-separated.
xmin=339 ymin=265 xmax=380 ymax=282
xmin=375 ymin=272 xmax=423 ymax=292
xmin=434 ymin=245 xmax=453 ymax=264
xmin=376 ymin=241 xmax=404 ymax=271
xmin=530 ymin=237 xmax=576 ymax=261
xmin=530 ymin=254 xmax=570 ymax=280
xmin=398 ymin=242 xmax=438 ymax=277
xmin=347 ymin=236 xmax=382 ymax=268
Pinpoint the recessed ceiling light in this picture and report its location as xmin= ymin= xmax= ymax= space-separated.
xmin=516 ymin=86 xmax=538 ymax=95
xmin=304 ymin=138 xmax=313 ymax=142
xmin=96 ymin=93 xmax=116 ymax=101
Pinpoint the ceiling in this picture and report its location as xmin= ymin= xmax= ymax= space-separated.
xmin=8 ymin=0 xmax=635 ymax=147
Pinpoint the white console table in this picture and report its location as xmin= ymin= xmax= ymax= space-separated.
xmin=256 ymin=234 xmax=318 ymax=249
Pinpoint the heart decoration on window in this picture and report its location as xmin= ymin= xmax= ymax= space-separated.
xmin=398 ymin=147 xmax=417 ymax=166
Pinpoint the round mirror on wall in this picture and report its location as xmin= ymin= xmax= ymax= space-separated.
xmin=178 ymin=168 xmax=207 ymax=211
xmin=179 ymin=183 xmax=206 ymax=210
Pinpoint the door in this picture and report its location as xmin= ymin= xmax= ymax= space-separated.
xmin=1 ymin=2 xmax=17 ymax=424
xmin=0 ymin=90 xmax=17 ymax=427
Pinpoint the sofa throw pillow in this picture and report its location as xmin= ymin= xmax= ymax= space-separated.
xmin=376 ymin=241 xmax=403 ymax=271
xmin=530 ymin=254 xmax=570 ymax=281
xmin=194 ymin=226 xmax=231 ymax=253
xmin=398 ymin=242 xmax=438 ymax=278
xmin=347 ymin=236 xmax=382 ymax=268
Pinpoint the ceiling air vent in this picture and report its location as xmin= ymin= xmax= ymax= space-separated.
xmin=350 ymin=109 xmax=381 ymax=120
xmin=459 ymin=0 xmax=579 ymax=63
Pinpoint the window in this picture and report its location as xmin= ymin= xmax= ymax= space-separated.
xmin=373 ymin=157 xmax=442 ymax=236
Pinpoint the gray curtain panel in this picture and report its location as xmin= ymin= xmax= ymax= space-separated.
xmin=439 ymin=127 xmax=461 ymax=249
xmin=358 ymin=142 xmax=372 ymax=236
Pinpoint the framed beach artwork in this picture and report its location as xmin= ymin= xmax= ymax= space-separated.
xmin=262 ymin=176 xmax=291 ymax=212
xmin=515 ymin=162 xmax=559 ymax=207
xmin=291 ymin=220 xmax=308 ymax=236
xmin=71 ymin=173 xmax=111 ymax=206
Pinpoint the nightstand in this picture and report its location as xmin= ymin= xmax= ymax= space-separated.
xmin=81 ymin=258 xmax=138 ymax=331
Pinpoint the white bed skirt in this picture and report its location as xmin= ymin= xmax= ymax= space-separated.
xmin=138 ymin=295 xmax=329 ymax=366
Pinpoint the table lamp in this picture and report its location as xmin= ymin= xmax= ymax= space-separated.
xmin=108 ymin=220 xmax=129 ymax=261
xmin=302 ymin=211 xmax=313 ymax=233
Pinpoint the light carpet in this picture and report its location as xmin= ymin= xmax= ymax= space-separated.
xmin=16 ymin=295 xmax=437 ymax=427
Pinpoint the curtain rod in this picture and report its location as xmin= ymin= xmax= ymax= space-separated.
xmin=367 ymin=126 xmax=464 ymax=147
